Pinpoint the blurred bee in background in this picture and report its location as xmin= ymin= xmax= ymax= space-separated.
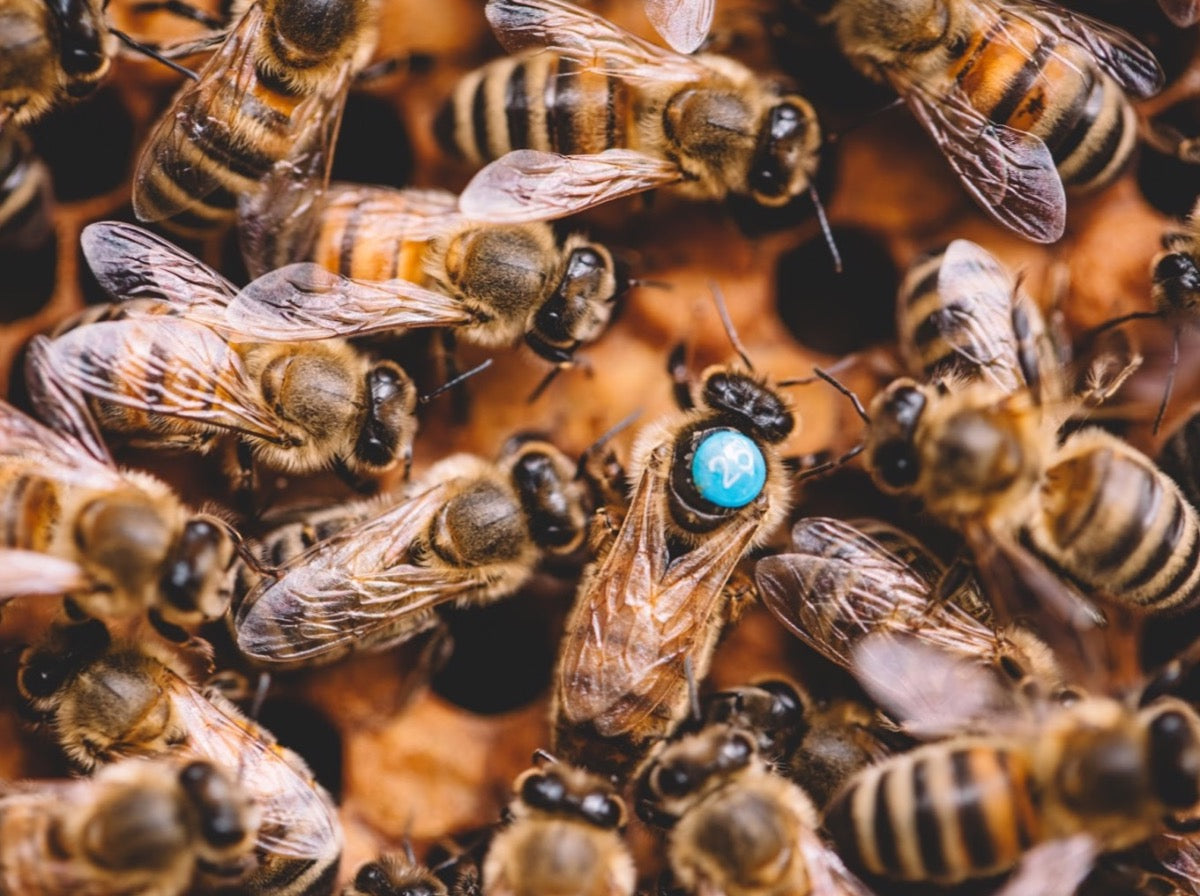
xmin=236 ymin=181 xmax=630 ymax=370
xmin=343 ymin=849 xmax=479 ymax=896
xmin=232 ymin=434 xmax=590 ymax=670
xmin=820 ymin=0 xmax=1163 ymax=242
xmin=635 ymin=721 xmax=875 ymax=896
xmin=825 ymin=634 xmax=1200 ymax=889
xmin=0 ymin=756 xmax=259 ymax=896
xmin=0 ymin=127 xmax=53 ymax=250
xmin=482 ymin=752 xmax=635 ymax=896
xmin=0 ymin=398 xmax=235 ymax=626
xmin=697 ymin=678 xmax=896 ymax=809
xmin=29 ymin=222 xmax=420 ymax=494
xmin=18 ymin=619 xmax=343 ymax=896
xmin=552 ymin=331 xmax=796 ymax=775
xmin=444 ymin=0 xmax=830 ymax=241
xmin=132 ymin=0 xmax=380 ymax=236
xmin=756 ymin=516 xmax=1065 ymax=713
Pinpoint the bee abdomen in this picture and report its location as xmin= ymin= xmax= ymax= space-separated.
xmin=0 ymin=472 xmax=59 ymax=551
xmin=1034 ymin=437 xmax=1200 ymax=613
xmin=245 ymin=853 xmax=340 ymax=896
xmin=313 ymin=190 xmax=428 ymax=282
xmin=825 ymin=745 xmax=1039 ymax=883
xmin=436 ymin=52 xmax=628 ymax=164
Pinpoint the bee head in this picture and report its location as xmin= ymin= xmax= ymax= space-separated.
xmin=159 ymin=519 xmax=235 ymax=625
xmin=351 ymin=361 xmax=418 ymax=477
xmin=526 ymin=241 xmax=625 ymax=364
xmin=699 ymin=369 xmax=795 ymax=444
xmin=864 ymin=379 xmax=927 ymax=492
xmin=636 ymin=726 xmax=755 ymax=825
xmin=350 ymin=858 xmax=448 ymax=896
xmin=748 ymin=97 xmax=820 ymax=207
xmin=18 ymin=618 xmax=110 ymax=706
xmin=502 ymin=438 xmax=588 ymax=556
xmin=1146 ymin=704 xmax=1200 ymax=812
xmin=1152 ymin=251 xmax=1200 ymax=314
xmin=177 ymin=760 xmax=258 ymax=866
xmin=47 ymin=0 xmax=110 ymax=89
xmin=515 ymin=766 xmax=627 ymax=830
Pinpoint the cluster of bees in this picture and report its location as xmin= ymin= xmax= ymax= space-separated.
xmin=8 ymin=0 xmax=1200 ymax=893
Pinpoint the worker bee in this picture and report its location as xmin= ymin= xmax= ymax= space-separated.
xmin=897 ymin=239 xmax=1055 ymax=393
xmin=343 ymin=851 xmax=479 ymax=896
xmin=0 ymin=756 xmax=259 ymax=896
xmin=232 ymin=434 xmax=590 ymax=669
xmin=236 ymin=181 xmax=629 ymax=367
xmin=635 ymin=722 xmax=875 ymax=896
xmin=552 ymin=358 xmax=795 ymax=775
xmin=0 ymin=0 xmax=116 ymax=127
xmin=820 ymin=0 xmax=1163 ymax=243
xmin=825 ymin=634 xmax=1200 ymax=888
xmin=0 ymin=397 xmax=235 ymax=625
xmin=29 ymin=221 xmax=420 ymax=492
xmin=482 ymin=753 xmax=635 ymax=896
xmin=132 ymin=0 xmax=380 ymax=236
xmin=443 ymin=0 xmax=824 ymax=223
xmin=18 ymin=619 xmax=343 ymax=896
xmin=0 ymin=127 xmax=53 ymax=250
xmin=756 ymin=516 xmax=1064 ymax=709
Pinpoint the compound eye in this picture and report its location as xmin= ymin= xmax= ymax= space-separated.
xmin=652 ymin=763 xmax=693 ymax=798
xmin=580 ymin=792 xmax=623 ymax=828
xmin=718 ymin=731 xmax=754 ymax=769
xmin=354 ymin=862 xmax=393 ymax=896
xmin=873 ymin=439 xmax=920 ymax=490
xmin=1150 ymin=710 xmax=1200 ymax=809
xmin=691 ymin=430 xmax=766 ymax=508
xmin=521 ymin=772 xmax=567 ymax=810
xmin=19 ymin=656 xmax=67 ymax=699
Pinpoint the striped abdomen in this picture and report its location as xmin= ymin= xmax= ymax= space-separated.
xmin=1030 ymin=430 xmax=1200 ymax=614
xmin=825 ymin=741 xmax=1041 ymax=883
xmin=0 ymin=129 xmax=51 ymax=250
xmin=0 ymin=468 xmax=62 ymax=552
xmin=311 ymin=187 xmax=432 ymax=282
xmin=938 ymin=10 xmax=1136 ymax=192
xmin=137 ymin=48 xmax=314 ymax=235
xmin=435 ymin=51 xmax=634 ymax=165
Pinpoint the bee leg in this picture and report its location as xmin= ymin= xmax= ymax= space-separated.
xmin=229 ymin=440 xmax=259 ymax=519
xmin=128 ymin=0 xmax=226 ymax=28
xmin=332 ymin=457 xmax=379 ymax=495
xmin=355 ymin=52 xmax=435 ymax=83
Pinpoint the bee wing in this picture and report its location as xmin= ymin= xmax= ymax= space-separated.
xmin=1153 ymin=832 xmax=1200 ymax=892
xmin=755 ymin=517 xmax=1003 ymax=673
xmin=80 ymin=222 xmax=238 ymax=313
xmin=644 ymin=0 xmax=714 ymax=54
xmin=898 ymin=80 xmax=1065 ymax=244
xmin=0 ymin=550 xmax=88 ymax=598
xmin=1160 ymin=0 xmax=1200 ymax=27
xmin=991 ymin=834 xmax=1099 ymax=896
xmin=798 ymin=825 xmax=880 ymax=896
xmin=165 ymin=678 xmax=340 ymax=859
xmin=485 ymin=0 xmax=713 ymax=84
xmin=1013 ymin=0 xmax=1164 ymax=97
xmin=234 ymin=480 xmax=487 ymax=666
xmin=38 ymin=317 xmax=296 ymax=445
xmin=850 ymin=633 xmax=1027 ymax=739
xmin=220 ymin=263 xmax=474 ymax=342
xmin=459 ymin=149 xmax=683 ymax=222
xmin=557 ymin=445 xmax=764 ymax=736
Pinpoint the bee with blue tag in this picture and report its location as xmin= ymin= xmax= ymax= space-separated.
xmin=551 ymin=291 xmax=796 ymax=776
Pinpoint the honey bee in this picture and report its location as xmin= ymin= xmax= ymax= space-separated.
xmin=132 ymin=0 xmax=380 ymax=236
xmin=343 ymin=851 xmax=478 ymax=896
xmin=552 ymin=360 xmax=795 ymax=775
xmin=697 ymin=678 xmax=895 ymax=810
xmin=18 ymin=619 xmax=343 ymax=896
xmin=634 ymin=722 xmax=875 ymax=896
xmin=482 ymin=753 xmax=635 ymax=896
xmin=29 ymin=221 xmax=420 ymax=491
xmin=0 ymin=756 xmax=259 ymax=896
xmin=755 ymin=517 xmax=1064 ymax=710
xmin=0 ymin=0 xmax=115 ymax=127
xmin=820 ymin=0 xmax=1163 ymax=243
xmin=897 ymin=238 xmax=1054 ymax=393
xmin=0 ymin=397 xmax=235 ymax=626
xmin=442 ymin=0 xmax=824 ymax=223
xmin=0 ymin=127 xmax=53 ymax=250
xmin=824 ymin=634 xmax=1200 ymax=888
xmin=232 ymin=434 xmax=590 ymax=669
xmin=235 ymin=182 xmax=628 ymax=367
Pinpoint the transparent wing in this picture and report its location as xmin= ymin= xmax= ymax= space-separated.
xmin=644 ymin=0 xmax=714 ymax=55
xmin=165 ymin=677 xmax=340 ymax=859
xmin=1159 ymin=0 xmax=1200 ymax=26
xmin=80 ymin=221 xmax=238 ymax=310
xmin=23 ymin=338 xmax=117 ymax=471
xmin=899 ymin=79 xmax=1066 ymax=243
xmin=0 ymin=550 xmax=88 ymax=598
xmin=39 ymin=318 xmax=294 ymax=444
xmin=221 ymin=263 xmax=475 ymax=342
xmin=485 ymin=0 xmax=712 ymax=84
xmin=1154 ymin=832 xmax=1200 ymax=893
xmin=992 ymin=835 xmax=1099 ymax=896
xmin=754 ymin=517 xmax=1004 ymax=672
xmin=799 ymin=825 xmax=880 ymax=896
xmin=557 ymin=443 xmax=764 ymax=737
xmin=234 ymin=480 xmax=489 ymax=665
xmin=1015 ymin=0 xmax=1164 ymax=97
xmin=458 ymin=149 xmax=683 ymax=222
xmin=0 ymin=394 xmax=124 ymax=489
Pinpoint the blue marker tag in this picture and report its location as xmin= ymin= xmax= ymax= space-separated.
xmin=691 ymin=429 xmax=766 ymax=508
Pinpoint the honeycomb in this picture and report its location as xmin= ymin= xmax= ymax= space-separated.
xmin=3 ymin=0 xmax=1200 ymax=889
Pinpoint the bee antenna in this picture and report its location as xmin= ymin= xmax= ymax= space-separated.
xmin=709 ymin=281 xmax=754 ymax=371
xmin=630 ymin=277 xmax=673 ymax=290
xmin=1081 ymin=309 xmax=1162 ymax=342
xmin=205 ymin=515 xmax=277 ymax=579
xmin=532 ymin=747 xmax=558 ymax=766
xmin=795 ymin=443 xmax=865 ymax=481
xmin=808 ymin=185 xmax=842 ymax=274
xmin=402 ymin=818 xmax=416 ymax=863
xmin=1155 ymin=326 xmax=1182 ymax=435
xmin=109 ymin=28 xmax=201 ymax=80
xmin=812 ymin=367 xmax=872 ymax=424
xmin=527 ymin=365 xmax=562 ymax=404
xmin=420 ymin=358 xmax=494 ymax=404
xmin=576 ymin=408 xmax=641 ymax=475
